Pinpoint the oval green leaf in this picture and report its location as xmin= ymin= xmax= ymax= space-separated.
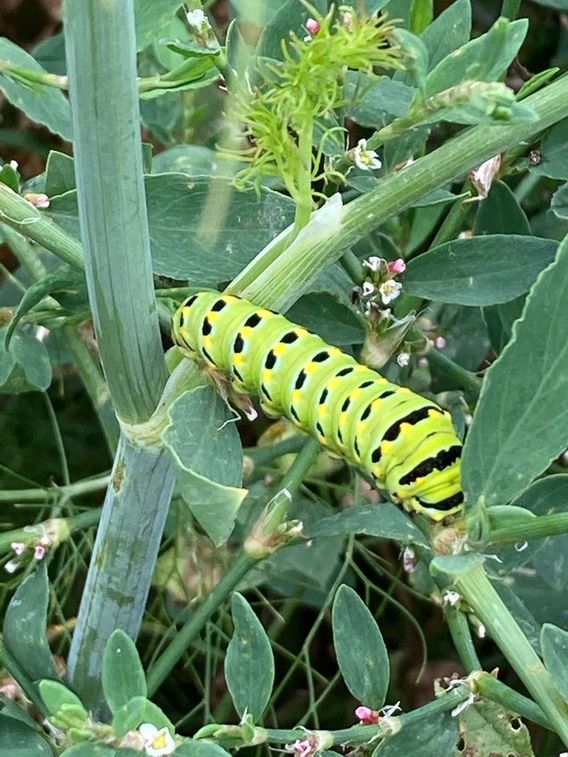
xmin=225 ymin=593 xmax=275 ymax=722
xmin=541 ymin=623 xmax=568 ymax=702
xmin=0 ymin=714 xmax=53 ymax=756
xmin=403 ymin=235 xmax=557 ymax=305
xmin=462 ymin=236 xmax=568 ymax=507
xmin=332 ymin=585 xmax=389 ymax=709
xmin=102 ymin=630 xmax=147 ymax=715
xmin=3 ymin=562 xmax=58 ymax=682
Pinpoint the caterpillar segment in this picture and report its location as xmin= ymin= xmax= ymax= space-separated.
xmin=172 ymin=292 xmax=464 ymax=521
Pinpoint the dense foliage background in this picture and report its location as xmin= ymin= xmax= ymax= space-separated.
xmin=1 ymin=1 xmax=568 ymax=755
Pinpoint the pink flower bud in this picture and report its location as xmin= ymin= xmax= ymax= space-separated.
xmin=355 ymin=705 xmax=379 ymax=724
xmin=305 ymin=18 xmax=320 ymax=36
xmin=23 ymin=192 xmax=50 ymax=209
xmin=434 ymin=336 xmax=446 ymax=349
xmin=34 ymin=545 xmax=46 ymax=561
xmin=388 ymin=258 xmax=406 ymax=275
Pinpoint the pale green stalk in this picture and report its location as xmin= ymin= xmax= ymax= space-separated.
xmin=63 ymin=0 xmax=174 ymax=713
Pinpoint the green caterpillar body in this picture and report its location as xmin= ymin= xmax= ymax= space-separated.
xmin=172 ymin=292 xmax=464 ymax=521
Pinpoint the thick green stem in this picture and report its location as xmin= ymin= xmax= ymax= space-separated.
xmin=444 ymin=605 xmax=481 ymax=672
xmin=425 ymin=346 xmax=482 ymax=396
xmin=267 ymin=684 xmax=470 ymax=745
xmin=68 ymin=436 xmax=175 ymax=714
xmin=501 ymin=0 xmax=522 ymax=19
xmin=488 ymin=512 xmax=568 ymax=545
xmin=454 ymin=564 xmax=568 ymax=745
xmin=63 ymin=0 xmax=175 ymax=714
xmin=473 ymin=672 xmax=552 ymax=731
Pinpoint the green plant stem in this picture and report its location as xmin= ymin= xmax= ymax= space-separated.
xmin=429 ymin=186 xmax=473 ymax=249
xmin=0 ymin=508 xmax=101 ymax=552
xmin=488 ymin=512 xmax=568 ymax=545
xmin=473 ymin=672 xmax=552 ymax=731
xmin=425 ymin=346 xmax=482 ymax=396
xmin=0 ymin=474 xmax=111 ymax=503
xmin=501 ymin=0 xmax=522 ymax=19
xmin=291 ymin=117 xmax=315 ymax=238
xmin=0 ymin=185 xmax=83 ymax=269
xmin=146 ymin=553 xmax=260 ymax=695
xmin=244 ymin=435 xmax=306 ymax=467
xmin=266 ymin=684 xmax=470 ymax=745
xmin=444 ymin=605 xmax=481 ymax=672
xmin=272 ymin=438 xmax=321 ymax=494
xmin=454 ymin=564 xmax=568 ymax=745
xmin=64 ymin=0 xmax=175 ymax=715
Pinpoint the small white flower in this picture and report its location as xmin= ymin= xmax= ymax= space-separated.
xmin=378 ymin=280 xmax=402 ymax=305
xmin=442 ymin=590 xmax=461 ymax=607
xmin=353 ymin=139 xmax=382 ymax=171
xmin=5 ymin=560 xmax=19 ymax=574
xmin=186 ymin=8 xmax=207 ymax=29
xmin=34 ymin=545 xmax=46 ymax=561
xmin=138 ymin=724 xmax=176 ymax=756
xmin=476 ymin=623 xmax=487 ymax=639
xmin=362 ymin=256 xmax=384 ymax=272
xmin=396 ymin=352 xmax=410 ymax=368
xmin=361 ymin=282 xmax=375 ymax=297
xmin=10 ymin=542 xmax=26 ymax=556
xmin=9 ymin=160 xmax=18 ymax=170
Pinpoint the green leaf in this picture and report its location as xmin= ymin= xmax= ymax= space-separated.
xmin=111 ymin=696 xmax=174 ymax=738
xmin=346 ymin=74 xmax=414 ymax=127
xmin=462 ymin=235 xmax=568 ymax=507
xmin=306 ymin=503 xmax=428 ymax=547
xmin=403 ymin=235 xmax=557 ymax=305
xmin=541 ymin=623 xmax=568 ymax=702
xmin=286 ymin=293 xmax=364 ymax=346
xmin=229 ymin=0 xmax=283 ymax=25
xmin=332 ymin=585 xmax=389 ymax=709
xmin=3 ymin=563 xmax=59 ymax=682
xmin=163 ymin=386 xmax=247 ymax=545
xmin=5 ymin=267 xmax=85 ymax=349
xmin=374 ymin=712 xmax=459 ymax=755
xmin=530 ymin=119 xmax=568 ymax=181
xmin=102 ymin=630 xmax=147 ymax=715
xmin=454 ymin=696 xmax=534 ymax=756
xmin=175 ymin=742 xmax=233 ymax=757
xmin=0 ymin=327 xmax=52 ymax=393
xmin=420 ymin=0 xmax=471 ymax=71
xmin=0 ymin=38 xmax=72 ymax=140
xmin=410 ymin=0 xmax=432 ymax=35
xmin=152 ymin=145 xmax=240 ymax=178
xmin=48 ymin=176 xmax=296 ymax=286
xmin=474 ymin=181 xmax=531 ymax=237
xmin=530 ymin=0 xmax=568 ymax=8
xmin=134 ymin=0 xmax=183 ymax=51
xmin=483 ymin=296 xmax=525 ymax=355
xmin=394 ymin=30 xmax=429 ymax=89
xmin=551 ymin=182 xmax=568 ymax=220
xmin=255 ymin=0 xmax=327 ymax=62
xmin=430 ymin=554 xmax=485 ymax=577
xmin=45 ymin=151 xmax=76 ymax=195
xmin=0 ymin=714 xmax=53 ymax=756
xmin=39 ymin=680 xmax=87 ymax=717
xmin=424 ymin=17 xmax=527 ymax=97
xmin=225 ymin=593 xmax=275 ymax=722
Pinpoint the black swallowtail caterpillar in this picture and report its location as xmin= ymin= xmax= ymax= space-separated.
xmin=172 ymin=292 xmax=464 ymax=521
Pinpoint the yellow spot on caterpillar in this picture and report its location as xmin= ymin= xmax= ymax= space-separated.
xmin=296 ymin=328 xmax=309 ymax=338
xmin=257 ymin=309 xmax=272 ymax=319
xmin=234 ymin=354 xmax=245 ymax=365
xmin=292 ymin=389 xmax=302 ymax=403
xmin=241 ymin=326 xmax=253 ymax=338
xmin=352 ymin=388 xmax=362 ymax=399
xmin=203 ymin=335 xmax=213 ymax=348
xmin=207 ymin=311 xmax=219 ymax=322
xmin=328 ymin=377 xmax=341 ymax=389
xmin=262 ymin=370 xmax=271 ymax=384
xmin=273 ymin=343 xmax=287 ymax=357
xmin=329 ymin=347 xmax=342 ymax=358
xmin=398 ymin=387 xmax=412 ymax=394
xmin=399 ymin=422 xmax=412 ymax=435
xmin=355 ymin=365 xmax=366 ymax=372
xmin=428 ymin=408 xmax=439 ymax=418
xmin=381 ymin=441 xmax=393 ymax=454
xmin=318 ymin=405 xmax=328 ymax=417
xmin=304 ymin=363 xmax=317 ymax=375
